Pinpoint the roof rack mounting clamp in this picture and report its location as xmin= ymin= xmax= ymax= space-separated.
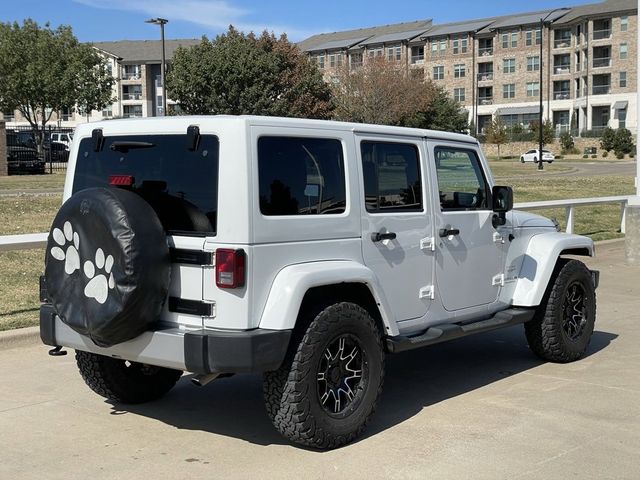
xmin=91 ymin=128 xmax=105 ymax=152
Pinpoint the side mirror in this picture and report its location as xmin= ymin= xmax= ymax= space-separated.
xmin=492 ymin=186 xmax=513 ymax=228
xmin=492 ymin=185 xmax=513 ymax=213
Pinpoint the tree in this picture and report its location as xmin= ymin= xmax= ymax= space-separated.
xmin=529 ymin=119 xmax=555 ymax=147
xmin=613 ymin=128 xmax=634 ymax=157
xmin=600 ymin=127 xmax=616 ymax=152
xmin=331 ymin=57 xmax=435 ymax=126
xmin=166 ymin=27 xmax=332 ymax=119
xmin=0 ymin=19 xmax=114 ymax=146
xmin=485 ymin=118 xmax=507 ymax=159
xmin=406 ymin=86 xmax=469 ymax=133
xmin=559 ymin=131 xmax=575 ymax=154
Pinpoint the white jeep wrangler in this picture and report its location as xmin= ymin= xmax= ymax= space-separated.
xmin=41 ymin=116 xmax=598 ymax=449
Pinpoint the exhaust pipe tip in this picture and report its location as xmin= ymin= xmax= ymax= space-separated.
xmin=191 ymin=373 xmax=220 ymax=387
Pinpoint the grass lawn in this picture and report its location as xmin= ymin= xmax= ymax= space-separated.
xmin=0 ymin=172 xmax=66 ymax=191
xmin=0 ymin=171 xmax=635 ymax=331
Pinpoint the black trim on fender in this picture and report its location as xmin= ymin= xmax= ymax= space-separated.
xmin=168 ymin=297 xmax=214 ymax=316
xmin=184 ymin=328 xmax=292 ymax=374
xmin=169 ymin=248 xmax=213 ymax=266
xmin=40 ymin=304 xmax=57 ymax=346
xmin=590 ymin=270 xmax=600 ymax=289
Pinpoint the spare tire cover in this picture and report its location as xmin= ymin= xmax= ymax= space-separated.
xmin=45 ymin=187 xmax=170 ymax=347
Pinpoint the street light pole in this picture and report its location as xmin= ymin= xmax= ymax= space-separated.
xmin=538 ymin=8 xmax=570 ymax=171
xmin=145 ymin=17 xmax=169 ymax=116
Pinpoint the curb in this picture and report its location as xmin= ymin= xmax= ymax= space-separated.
xmin=0 ymin=326 xmax=40 ymax=350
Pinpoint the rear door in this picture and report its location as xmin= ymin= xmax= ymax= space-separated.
xmin=427 ymin=141 xmax=504 ymax=311
xmin=357 ymin=135 xmax=434 ymax=322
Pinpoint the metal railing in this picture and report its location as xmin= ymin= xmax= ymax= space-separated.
xmin=592 ymin=85 xmax=611 ymax=95
xmin=592 ymin=29 xmax=611 ymax=40
xmin=553 ymin=39 xmax=571 ymax=48
xmin=2 ymin=198 xmax=630 ymax=252
xmin=593 ymin=57 xmax=611 ymax=68
xmin=553 ymin=91 xmax=571 ymax=100
xmin=479 ymin=47 xmax=493 ymax=56
xmin=410 ymin=55 xmax=424 ymax=64
xmin=515 ymin=196 xmax=631 ymax=234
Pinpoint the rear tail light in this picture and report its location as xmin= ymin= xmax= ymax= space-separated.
xmin=109 ymin=175 xmax=134 ymax=186
xmin=215 ymin=249 xmax=245 ymax=289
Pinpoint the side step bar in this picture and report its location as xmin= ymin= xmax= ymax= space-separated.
xmin=386 ymin=308 xmax=536 ymax=354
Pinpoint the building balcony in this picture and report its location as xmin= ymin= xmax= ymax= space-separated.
xmin=479 ymin=97 xmax=493 ymax=105
xmin=592 ymin=85 xmax=611 ymax=95
xmin=593 ymin=57 xmax=611 ymax=68
xmin=121 ymin=73 xmax=142 ymax=81
xmin=576 ymin=62 xmax=582 ymax=72
xmin=553 ymin=91 xmax=571 ymax=100
xmin=478 ymin=47 xmax=493 ymax=56
xmin=477 ymin=72 xmax=493 ymax=82
xmin=122 ymin=93 xmax=143 ymax=101
xmin=592 ymin=29 xmax=611 ymax=40
xmin=554 ymin=39 xmax=571 ymax=49
xmin=410 ymin=55 xmax=424 ymax=64
xmin=553 ymin=66 xmax=571 ymax=75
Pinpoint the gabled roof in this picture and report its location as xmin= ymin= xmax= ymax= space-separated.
xmin=476 ymin=9 xmax=569 ymax=34
xmin=302 ymin=36 xmax=372 ymax=52
xmin=297 ymin=19 xmax=432 ymax=52
xmin=359 ymin=28 xmax=431 ymax=46
xmin=92 ymin=39 xmax=201 ymax=63
xmin=419 ymin=19 xmax=496 ymax=39
xmin=555 ymin=0 xmax=636 ymax=24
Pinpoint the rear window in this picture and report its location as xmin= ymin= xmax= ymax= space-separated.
xmin=258 ymin=136 xmax=346 ymax=216
xmin=73 ymin=134 xmax=219 ymax=235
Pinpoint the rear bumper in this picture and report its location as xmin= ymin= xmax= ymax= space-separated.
xmin=40 ymin=304 xmax=291 ymax=374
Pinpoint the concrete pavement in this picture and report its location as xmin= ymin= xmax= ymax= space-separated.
xmin=0 ymin=241 xmax=638 ymax=479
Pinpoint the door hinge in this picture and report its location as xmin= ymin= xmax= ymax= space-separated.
xmin=493 ymin=232 xmax=505 ymax=244
xmin=492 ymin=273 xmax=505 ymax=287
xmin=419 ymin=285 xmax=435 ymax=300
xmin=420 ymin=236 xmax=436 ymax=251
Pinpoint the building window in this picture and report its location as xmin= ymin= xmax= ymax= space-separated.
xmin=526 ymin=82 xmax=540 ymax=97
xmin=453 ymin=64 xmax=466 ymax=78
xmin=439 ymin=40 xmax=447 ymax=54
xmin=503 ymin=83 xmax=515 ymax=99
xmin=386 ymin=46 xmax=401 ymax=61
xmin=61 ymin=107 xmax=72 ymax=121
xmin=502 ymin=33 xmax=509 ymax=48
xmin=527 ymin=56 xmax=540 ymax=72
xmin=431 ymin=42 xmax=438 ymax=56
xmin=433 ymin=65 xmax=444 ymax=80
xmin=454 ymin=88 xmax=465 ymax=102
xmin=621 ymin=15 xmax=628 ymax=31
xmin=123 ymin=84 xmax=143 ymax=100
xmin=452 ymin=37 xmax=468 ymax=54
xmin=410 ymin=46 xmax=424 ymax=64
xmin=503 ymin=58 xmax=515 ymax=73
xmin=329 ymin=53 xmax=343 ymax=67
xmin=122 ymin=64 xmax=141 ymax=80
xmin=3 ymin=110 xmax=15 ymax=121
xmin=620 ymin=43 xmax=628 ymax=59
xmin=367 ymin=47 xmax=383 ymax=58
xmin=525 ymin=29 xmax=541 ymax=46
xmin=511 ymin=32 xmax=518 ymax=48
xmin=315 ymin=55 xmax=325 ymax=69
xmin=619 ymin=108 xmax=627 ymax=128
xmin=102 ymin=106 xmax=113 ymax=118
xmin=620 ymin=71 xmax=627 ymax=87
xmin=123 ymin=105 xmax=143 ymax=118
xmin=350 ymin=53 xmax=363 ymax=69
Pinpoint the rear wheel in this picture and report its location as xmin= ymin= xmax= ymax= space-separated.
xmin=525 ymin=259 xmax=596 ymax=362
xmin=76 ymin=350 xmax=182 ymax=404
xmin=534 ymin=157 xmax=538 ymax=163
xmin=520 ymin=157 xmax=525 ymax=163
xmin=263 ymin=302 xmax=384 ymax=449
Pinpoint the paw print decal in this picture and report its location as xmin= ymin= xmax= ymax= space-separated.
xmin=83 ymin=248 xmax=115 ymax=305
xmin=50 ymin=221 xmax=80 ymax=274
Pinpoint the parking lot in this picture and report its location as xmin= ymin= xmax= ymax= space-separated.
xmin=1 ymin=240 xmax=638 ymax=479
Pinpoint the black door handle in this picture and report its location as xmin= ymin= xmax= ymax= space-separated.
xmin=439 ymin=227 xmax=460 ymax=237
xmin=371 ymin=231 xmax=397 ymax=242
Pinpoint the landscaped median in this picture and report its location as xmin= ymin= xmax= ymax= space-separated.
xmin=0 ymin=170 xmax=636 ymax=332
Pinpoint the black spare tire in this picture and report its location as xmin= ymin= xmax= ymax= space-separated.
xmin=45 ymin=187 xmax=170 ymax=347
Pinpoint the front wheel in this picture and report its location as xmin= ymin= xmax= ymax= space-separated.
xmin=263 ymin=302 xmax=384 ymax=449
xmin=525 ymin=259 xmax=596 ymax=362
xmin=534 ymin=157 xmax=539 ymax=163
xmin=76 ymin=351 xmax=183 ymax=403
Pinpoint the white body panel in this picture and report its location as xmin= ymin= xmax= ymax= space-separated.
xmin=521 ymin=149 xmax=555 ymax=163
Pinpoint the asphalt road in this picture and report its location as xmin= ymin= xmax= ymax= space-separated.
xmin=1 ymin=241 xmax=639 ymax=479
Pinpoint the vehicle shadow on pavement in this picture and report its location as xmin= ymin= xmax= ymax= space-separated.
xmin=110 ymin=325 xmax=616 ymax=448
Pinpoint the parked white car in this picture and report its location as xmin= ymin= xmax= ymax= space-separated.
xmin=50 ymin=132 xmax=73 ymax=150
xmin=41 ymin=116 xmax=596 ymax=449
xmin=520 ymin=149 xmax=555 ymax=163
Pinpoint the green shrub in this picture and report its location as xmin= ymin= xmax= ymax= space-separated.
xmin=582 ymin=154 xmax=588 ymax=158
xmin=559 ymin=131 xmax=575 ymax=153
xmin=615 ymin=151 xmax=624 ymax=159
xmin=614 ymin=128 xmax=634 ymax=156
xmin=591 ymin=154 xmax=597 ymax=158
xmin=600 ymin=127 xmax=616 ymax=151
xmin=602 ymin=150 xmax=608 ymax=158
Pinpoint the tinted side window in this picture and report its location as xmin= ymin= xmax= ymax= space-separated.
xmin=258 ymin=137 xmax=346 ymax=216
xmin=435 ymin=147 xmax=488 ymax=211
xmin=361 ymin=141 xmax=422 ymax=213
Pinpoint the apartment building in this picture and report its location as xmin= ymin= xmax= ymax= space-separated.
xmin=299 ymin=0 xmax=637 ymax=134
xmin=1 ymin=39 xmax=199 ymax=127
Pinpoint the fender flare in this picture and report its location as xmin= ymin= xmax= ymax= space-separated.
xmin=258 ymin=260 xmax=398 ymax=336
xmin=511 ymin=232 xmax=594 ymax=307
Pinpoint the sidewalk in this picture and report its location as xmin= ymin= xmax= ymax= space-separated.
xmin=0 ymin=240 xmax=638 ymax=479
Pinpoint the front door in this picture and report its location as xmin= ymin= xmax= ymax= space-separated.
xmin=427 ymin=141 xmax=504 ymax=311
xmin=357 ymin=136 xmax=434 ymax=322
